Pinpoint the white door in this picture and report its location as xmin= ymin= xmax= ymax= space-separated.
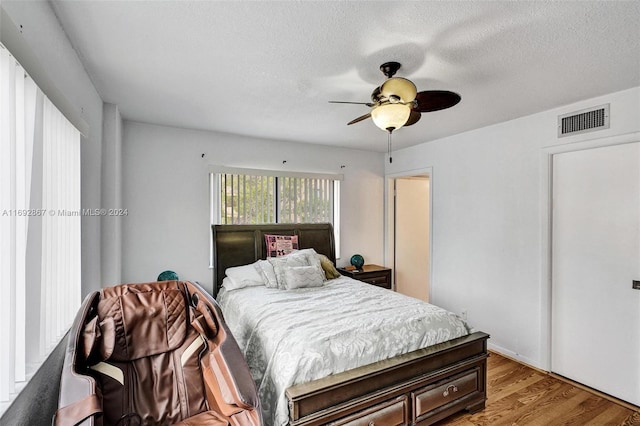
xmin=395 ymin=177 xmax=430 ymax=301
xmin=551 ymin=142 xmax=640 ymax=405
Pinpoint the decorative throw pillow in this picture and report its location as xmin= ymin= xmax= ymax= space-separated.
xmin=265 ymin=234 xmax=299 ymax=257
xmin=267 ymin=249 xmax=326 ymax=289
xmin=302 ymin=250 xmax=325 ymax=281
xmin=298 ymin=248 xmax=326 ymax=280
xmin=284 ymin=265 xmax=325 ymax=289
xmin=268 ymin=251 xmax=310 ymax=289
xmin=254 ymin=259 xmax=278 ymax=288
xmin=317 ymin=253 xmax=341 ymax=279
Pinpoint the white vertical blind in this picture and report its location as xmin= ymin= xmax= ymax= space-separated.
xmin=0 ymin=43 xmax=81 ymax=410
xmin=219 ymin=173 xmax=336 ymax=225
xmin=13 ymin=51 xmax=27 ymax=386
xmin=40 ymin=96 xmax=81 ymax=357
xmin=214 ymin=171 xmax=340 ymax=258
xmin=219 ymin=173 xmax=276 ymax=224
xmin=0 ymin=43 xmax=33 ymax=402
xmin=0 ymin=42 xmax=16 ymax=403
xmin=277 ymin=177 xmax=333 ymax=223
xmin=41 ymin=98 xmax=81 ymax=355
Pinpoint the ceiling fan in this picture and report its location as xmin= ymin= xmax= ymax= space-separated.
xmin=330 ymin=61 xmax=461 ymax=133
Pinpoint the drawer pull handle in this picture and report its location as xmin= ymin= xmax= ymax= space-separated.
xmin=369 ymin=422 xmax=375 ymax=426
xmin=443 ymin=385 xmax=458 ymax=397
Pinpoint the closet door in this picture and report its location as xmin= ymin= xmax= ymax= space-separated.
xmin=551 ymin=142 xmax=640 ymax=405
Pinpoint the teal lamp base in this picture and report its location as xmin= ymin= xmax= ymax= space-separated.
xmin=350 ymin=254 xmax=365 ymax=270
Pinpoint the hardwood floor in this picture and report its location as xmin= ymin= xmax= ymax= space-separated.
xmin=436 ymin=352 xmax=640 ymax=425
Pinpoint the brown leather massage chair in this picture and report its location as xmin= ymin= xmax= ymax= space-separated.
xmin=54 ymin=281 xmax=262 ymax=426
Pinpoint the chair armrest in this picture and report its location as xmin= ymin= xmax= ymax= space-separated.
xmin=55 ymin=292 xmax=102 ymax=426
xmin=187 ymin=282 xmax=261 ymax=415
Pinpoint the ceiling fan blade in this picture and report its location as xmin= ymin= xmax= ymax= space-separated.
xmin=329 ymin=101 xmax=375 ymax=107
xmin=404 ymin=110 xmax=422 ymax=126
xmin=414 ymin=90 xmax=461 ymax=112
xmin=347 ymin=112 xmax=372 ymax=125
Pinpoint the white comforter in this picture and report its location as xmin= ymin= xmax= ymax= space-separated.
xmin=217 ymin=276 xmax=471 ymax=426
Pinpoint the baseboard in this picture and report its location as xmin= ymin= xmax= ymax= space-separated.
xmin=487 ymin=343 xmax=543 ymax=371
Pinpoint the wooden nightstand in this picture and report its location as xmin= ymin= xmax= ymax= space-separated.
xmin=338 ymin=264 xmax=392 ymax=289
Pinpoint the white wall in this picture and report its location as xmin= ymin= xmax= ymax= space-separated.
xmin=5 ymin=0 xmax=637 ymax=372
xmin=386 ymin=87 xmax=640 ymax=368
xmin=101 ymin=104 xmax=123 ymax=286
xmin=1 ymin=1 xmax=104 ymax=295
xmin=121 ymin=122 xmax=385 ymax=294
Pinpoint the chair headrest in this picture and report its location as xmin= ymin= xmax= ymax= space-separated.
xmin=95 ymin=281 xmax=189 ymax=361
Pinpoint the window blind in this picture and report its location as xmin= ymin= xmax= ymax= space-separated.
xmin=218 ymin=173 xmax=336 ymax=225
xmin=0 ymin=43 xmax=81 ymax=412
xmin=210 ymin=168 xmax=342 ymax=263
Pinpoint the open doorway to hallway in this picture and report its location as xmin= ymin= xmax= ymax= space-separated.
xmin=392 ymin=174 xmax=430 ymax=301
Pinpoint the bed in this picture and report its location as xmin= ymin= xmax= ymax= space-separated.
xmin=212 ymin=223 xmax=489 ymax=426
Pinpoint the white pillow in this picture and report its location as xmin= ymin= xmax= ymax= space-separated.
xmin=284 ymin=265 xmax=325 ymax=289
xmin=268 ymin=252 xmax=309 ymax=289
xmin=300 ymin=249 xmax=324 ymax=274
xmin=224 ymin=261 xmax=265 ymax=289
xmin=294 ymin=249 xmax=325 ymax=284
xmin=254 ymin=259 xmax=278 ymax=288
xmin=268 ymin=249 xmax=325 ymax=289
xmin=221 ymin=276 xmax=242 ymax=291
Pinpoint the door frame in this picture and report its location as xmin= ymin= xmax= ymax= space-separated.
xmin=540 ymin=131 xmax=640 ymax=371
xmin=384 ymin=167 xmax=433 ymax=298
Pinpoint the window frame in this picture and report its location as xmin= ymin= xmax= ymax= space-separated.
xmin=209 ymin=166 xmax=343 ymax=266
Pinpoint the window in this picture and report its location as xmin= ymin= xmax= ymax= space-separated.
xmin=219 ymin=174 xmax=337 ymax=224
xmin=0 ymin=43 xmax=81 ymax=412
xmin=210 ymin=168 xmax=342 ymax=259
xmin=219 ymin=174 xmax=276 ymax=224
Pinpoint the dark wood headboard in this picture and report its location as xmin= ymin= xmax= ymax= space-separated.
xmin=212 ymin=223 xmax=336 ymax=297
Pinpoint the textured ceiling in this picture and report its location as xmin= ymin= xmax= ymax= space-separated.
xmin=49 ymin=0 xmax=640 ymax=152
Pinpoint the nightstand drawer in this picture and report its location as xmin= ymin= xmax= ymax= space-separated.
xmin=338 ymin=265 xmax=392 ymax=290
xmin=361 ymin=275 xmax=389 ymax=288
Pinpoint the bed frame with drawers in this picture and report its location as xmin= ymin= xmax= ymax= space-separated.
xmin=212 ymin=223 xmax=489 ymax=425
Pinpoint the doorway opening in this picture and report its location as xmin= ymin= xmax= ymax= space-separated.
xmin=386 ymin=172 xmax=432 ymax=302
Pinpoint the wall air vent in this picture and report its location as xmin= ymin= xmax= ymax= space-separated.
xmin=558 ymin=104 xmax=610 ymax=137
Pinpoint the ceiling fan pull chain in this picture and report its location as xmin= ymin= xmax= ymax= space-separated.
xmin=388 ymin=131 xmax=393 ymax=164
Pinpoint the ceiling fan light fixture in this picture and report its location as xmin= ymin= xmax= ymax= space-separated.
xmin=330 ymin=62 xmax=460 ymax=137
xmin=371 ymin=103 xmax=411 ymax=132
xmin=380 ymin=77 xmax=417 ymax=103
